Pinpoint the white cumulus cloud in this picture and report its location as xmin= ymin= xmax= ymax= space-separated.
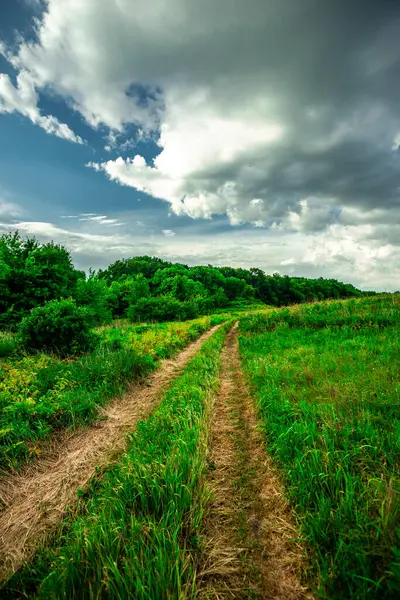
xmin=0 ymin=71 xmax=83 ymax=143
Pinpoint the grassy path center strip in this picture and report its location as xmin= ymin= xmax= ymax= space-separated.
xmin=198 ymin=325 xmax=310 ymax=599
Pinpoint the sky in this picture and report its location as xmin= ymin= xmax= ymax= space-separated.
xmin=0 ymin=0 xmax=399 ymax=291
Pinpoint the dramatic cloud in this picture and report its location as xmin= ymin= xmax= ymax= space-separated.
xmin=1 ymin=0 xmax=400 ymax=288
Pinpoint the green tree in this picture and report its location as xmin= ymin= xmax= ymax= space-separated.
xmin=73 ymin=275 xmax=112 ymax=326
xmin=156 ymin=275 xmax=207 ymax=302
xmin=129 ymin=274 xmax=150 ymax=303
xmin=0 ymin=232 xmax=79 ymax=327
xmin=98 ymin=256 xmax=174 ymax=283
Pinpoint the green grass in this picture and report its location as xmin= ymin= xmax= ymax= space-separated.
xmin=97 ymin=315 xmax=225 ymax=358
xmin=0 ymin=332 xmax=19 ymax=358
xmin=0 ymin=316 xmax=218 ymax=471
xmin=239 ymin=295 xmax=400 ymax=333
xmin=239 ymin=296 xmax=400 ymax=599
xmin=2 ymin=322 xmax=231 ymax=599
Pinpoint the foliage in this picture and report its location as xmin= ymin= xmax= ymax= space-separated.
xmin=100 ymin=255 xmax=363 ymax=322
xmin=0 ymin=232 xmax=364 ymax=330
xmin=127 ymin=295 xmax=200 ymax=322
xmin=4 ymin=323 xmax=230 ymax=599
xmin=105 ymin=275 xmax=150 ymax=318
xmin=98 ymin=255 xmax=173 ymax=282
xmin=0 ymin=332 xmax=19 ymax=358
xmin=18 ymin=299 xmax=99 ymax=357
xmin=0 ymin=231 xmax=80 ymax=327
xmin=129 ymin=273 xmax=151 ymax=301
xmin=73 ymin=275 xmax=112 ymax=326
xmin=239 ymin=295 xmax=400 ymax=599
xmin=155 ymin=273 xmax=207 ymax=301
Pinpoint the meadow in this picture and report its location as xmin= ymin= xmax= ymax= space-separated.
xmin=0 ymin=315 xmax=220 ymax=472
xmin=239 ymin=296 xmax=400 ymax=599
xmin=1 ymin=295 xmax=399 ymax=599
xmin=3 ymin=322 xmax=231 ymax=598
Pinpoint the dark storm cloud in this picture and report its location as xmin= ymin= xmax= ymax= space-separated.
xmin=2 ymin=0 xmax=400 ymax=230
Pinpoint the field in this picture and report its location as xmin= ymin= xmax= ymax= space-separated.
xmin=0 ymin=296 xmax=399 ymax=599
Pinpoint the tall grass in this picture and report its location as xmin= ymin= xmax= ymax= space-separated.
xmin=0 ymin=333 xmax=19 ymax=358
xmin=239 ymin=295 xmax=400 ymax=334
xmin=239 ymin=296 xmax=400 ymax=599
xmin=3 ymin=323 xmax=230 ymax=599
xmin=0 ymin=316 xmax=216 ymax=471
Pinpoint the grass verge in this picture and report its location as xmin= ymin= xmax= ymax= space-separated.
xmin=239 ymin=296 xmax=400 ymax=599
xmin=2 ymin=322 xmax=231 ymax=599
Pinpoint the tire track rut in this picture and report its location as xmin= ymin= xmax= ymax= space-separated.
xmin=0 ymin=325 xmax=220 ymax=585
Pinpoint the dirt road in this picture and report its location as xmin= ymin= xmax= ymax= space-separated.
xmin=0 ymin=325 xmax=220 ymax=585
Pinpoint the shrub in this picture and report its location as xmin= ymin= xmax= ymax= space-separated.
xmin=18 ymin=299 xmax=99 ymax=356
xmin=128 ymin=296 xmax=199 ymax=323
xmin=100 ymin=337 xmax=123 ymax=352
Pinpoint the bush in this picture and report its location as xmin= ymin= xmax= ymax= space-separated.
xmin=128 ymin=296 xmax=199 ymax=323
xmin=18 ymin=299 xmax=99 ymax=356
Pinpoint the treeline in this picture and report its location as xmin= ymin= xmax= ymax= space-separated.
xmin=0 ymin=231 xmax=363 ymax=329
